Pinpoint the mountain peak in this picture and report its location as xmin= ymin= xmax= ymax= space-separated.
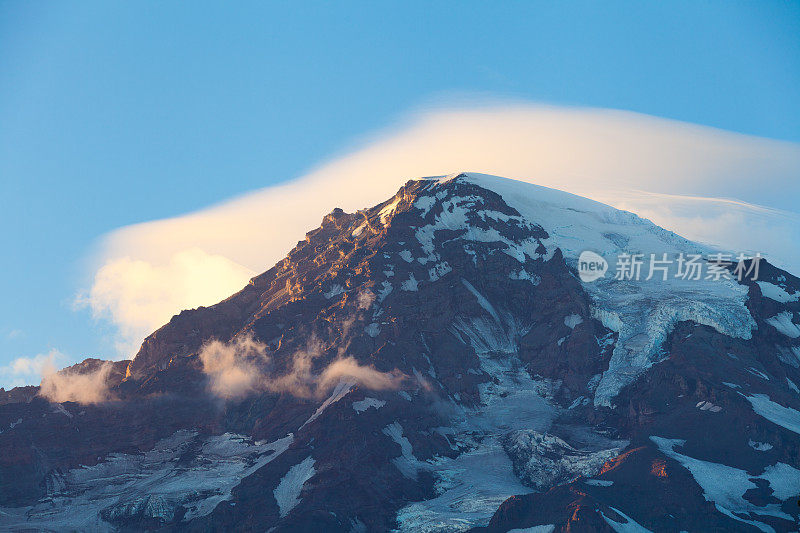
xmin=3 ymin=173 xmax=800 ymax=532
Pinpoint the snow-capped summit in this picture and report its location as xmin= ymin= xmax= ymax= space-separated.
xmin=2 ymin=173 xmax=800 ymax=532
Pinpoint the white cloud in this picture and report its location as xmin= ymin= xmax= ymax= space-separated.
xmin=198 ymin=334 xmax=407 ymax=400
xmin=84 ymin=103 xmax=800 ymax=357
xmin=80 ymin=248 xmax=255 ymax=357
xmin=0 ymin=349 xmax=66 ymax=389
xmin=199 ymin=335 xmax=267 ymax=400
xmin=0 ymin=350 xmax=117 ymax=403
xmin=39 ymin=360 xmax=115 ymax=404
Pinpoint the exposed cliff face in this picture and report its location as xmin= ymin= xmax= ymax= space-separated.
xmin=2 ymin=174 xmax=800 ymax=532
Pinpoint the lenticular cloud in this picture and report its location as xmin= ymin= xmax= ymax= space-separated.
xmin=82 ymin=103 xmax=800 ymax=358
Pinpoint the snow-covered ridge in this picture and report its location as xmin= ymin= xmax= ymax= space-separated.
xmin=651 ymin=436 xmax=800 ymax=531
xmin=426 ymin=173 xmax=756 ymax=407
xmin=0 ymin=430 xmax=294 ymax=531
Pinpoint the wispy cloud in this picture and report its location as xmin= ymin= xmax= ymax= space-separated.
xmin=199 ymin=333 xmax=408 ymax=400
xmin=0 ymin=349 xmax=66 ymax=389
xmin=0 ymin=349 xmax=117 ymax=403
xmin=39 ymin=361 xmax=115 ymax=404
xmin=82 ymin=103 xmax=800 ymax=357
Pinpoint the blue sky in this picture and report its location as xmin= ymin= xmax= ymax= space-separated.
xmin=1 ymin=1 xmax=799 ymax=387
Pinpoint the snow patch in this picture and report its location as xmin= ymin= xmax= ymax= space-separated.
xmin=507 ymin=526 xmax=556 ymax=533
xmin=600 ymin=507 xmax=652 ymax=533
xmin=300 ymin=380 xmax=355 ymax=429
xmin=564 ymin=314 xmax=583 ymax=329
xmin=324 ymin=284 xmax=345 ymax=299
xmin=766 ymin=312 xmax=800 ymax=338
xmin=776 ymin=345 xmax=800 ymax=367
xmin=585 ymin=479 xmax=614 ymax=486
xmin=757 ymin=281 xmax=800 ymax=303
xmin=401 ymin=274 xmax=419 ymax=291
xmin=749 ymin=440 xmax=773 ymax=452
xmin=759 ymin=462 xmax=800 ymax=500
xmin=364 ymin=323 xmax=381 ymax=338
xmin=509 ymin=269 xmax=541 ymax=285
xmin=414 ymin=195 xmax=437 ymax=217
xmin=412 ymin=191 xmax=550 ymax=267
xmin=747 ymin=367 xmax=770 ymax=380
xmin=52 ymin=403 xmax=73 ymax=418
xmin=651 ymin=436 xmax=793 ymax=531
xmin=382 ymin=422 xmax=420 ymax=480
xmin=568 ymin=396 xmax=590 ymax=409
xmin=351 ymin=223 xmax=366 ymax=237
xmin=352 ymin=397 xmax=386 ymax=413
xmin=745 ymin=393 xmax=800 ymax=435
xmin=274 ymin=456 xmax=316 ymax=518
xmin=377 ymin=281 xmax=393 ymax=303
xmin=0 ymin=418 xmax=22 ymax=435
xmin=428 ymin=261 xmax=452 ymax=282
xmin=379 ymin=196 xmax=402 ymax=223
xmin=461 ymin=279 xmax=502 ymax=325
xmin=695 ymin=401 xmax=722 ymax=413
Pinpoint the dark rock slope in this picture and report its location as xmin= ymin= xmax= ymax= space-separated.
xmin=1 ymin=173 xmax=799 ymax=532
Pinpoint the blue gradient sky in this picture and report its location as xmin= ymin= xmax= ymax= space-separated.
xmin=1 ymin=1 xmax=799 ymax=386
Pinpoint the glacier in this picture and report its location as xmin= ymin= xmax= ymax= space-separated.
xmin=452 ymin=173 xmax=757 ymax=407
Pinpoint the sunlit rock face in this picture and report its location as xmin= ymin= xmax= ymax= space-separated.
xmin=2 ymin=173 xmax=800 ymax=532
